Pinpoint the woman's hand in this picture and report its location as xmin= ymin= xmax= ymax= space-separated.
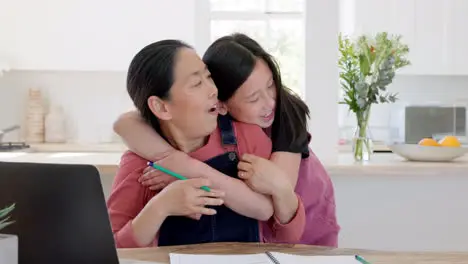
xmin=156 ymin=178 xmax=225 ymax=217
xmin=237 ymin=154 xmax=290 ymax=195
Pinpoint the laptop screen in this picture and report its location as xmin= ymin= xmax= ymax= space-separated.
xmin=0 ymin=162 xmax=120 ymax=264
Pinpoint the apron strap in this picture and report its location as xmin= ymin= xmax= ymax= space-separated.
xmin=217 ymin=115 xmax=238 ymax=153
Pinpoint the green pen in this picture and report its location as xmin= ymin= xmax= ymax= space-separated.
xmin=355 ymin=255 xmax=371 ymax=264
xmin=147 ymin=161 xmax=211 ymax=192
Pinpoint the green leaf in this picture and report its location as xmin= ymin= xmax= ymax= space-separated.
xmin=0 ymin=203 xmax=15 ymax=219
xmin=0 ymin=218 xmax=14 ymax=230
xmin=340 ymin=81 xmax=350 ymax=91
xmin=359 ymin=54 xmax=370 ymax=76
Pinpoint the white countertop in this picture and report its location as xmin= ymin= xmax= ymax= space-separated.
xmin=0 ymin=152 xmax=123 ymax=166
xmin=1 ymin=149 xmax=467 ymax=172
xmin=329 ymin=153 xmax=468 ymax=175
xmin=28 ymin=142 xmax=391 ymax=153
xmin=28 ymin=143 xmax=128 ymax=153
xmin=336 ymin=152 xmax=468 ymax=168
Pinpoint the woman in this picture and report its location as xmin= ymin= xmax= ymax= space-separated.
xmin=107 ymin=39 xmax=305 ymax=248
xmin=114 ymin=33 xmax=340 ymax=246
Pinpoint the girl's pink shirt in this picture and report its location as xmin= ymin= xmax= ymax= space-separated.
xmin=294 ymin=149 xmax=340 ymax=246
xmin=261 ymin=128 xmax=340 ymax=246
xmin=106 ymin=121 xmax=306 ymax=248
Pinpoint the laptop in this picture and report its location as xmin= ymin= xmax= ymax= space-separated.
xmin=0 ymin=161 xmax=156 ymax=264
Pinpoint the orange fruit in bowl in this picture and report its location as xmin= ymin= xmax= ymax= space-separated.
xmin=438 ymin=136 xmax=461 ymax=147
xmin=418 ymin=138 xmax=440 ymax=147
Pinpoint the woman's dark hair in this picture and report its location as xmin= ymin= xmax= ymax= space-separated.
xmin=203 ymin=33 xmax=310 ymax=155
xmin=126 ymin=39 xmax=192 ymax=133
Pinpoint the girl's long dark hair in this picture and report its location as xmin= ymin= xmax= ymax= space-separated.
xmin=203 ymin=33 xmax=310 ymax=154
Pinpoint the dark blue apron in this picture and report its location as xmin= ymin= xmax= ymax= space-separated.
xmin=157 ymin=116 xmax=260 ymax=246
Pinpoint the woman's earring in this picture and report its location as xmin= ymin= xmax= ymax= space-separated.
xmin=218 ymin=103 xmax=228 ymax=115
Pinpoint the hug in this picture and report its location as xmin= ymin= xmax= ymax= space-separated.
xmin=107 ymin=33 xmax=340 ymax=248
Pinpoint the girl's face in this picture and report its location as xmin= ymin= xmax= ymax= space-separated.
xmin=224 ymin=59 xmax=277 ymax=128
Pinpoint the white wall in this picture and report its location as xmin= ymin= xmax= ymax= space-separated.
xmin=305 ymin=0 xmax=340 ymax=164
xmin=0 ymin=70 xmax=129 ymax=143
xmin=0 ymin=0 xmax=200 ymax=71
xmin=0 ymin=0 xmax=202 ymax=143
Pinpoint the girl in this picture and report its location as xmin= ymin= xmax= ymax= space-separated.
xmin=107 ymin=39 xmax=305 ymax=248
xmin=113 ymin=33 xmax=340 ymax=246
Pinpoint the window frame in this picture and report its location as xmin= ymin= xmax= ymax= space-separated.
xmin=209 ymin=1 xmax=304 ymax=46
xmin=195 ymin=0 xmax=306 ymax=96
xmin=209 ymin=1 xmax=304 ymax=47
xmin=210 ymin=11 xmax=302 ymax=20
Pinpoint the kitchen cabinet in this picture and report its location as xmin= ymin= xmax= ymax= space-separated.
xmin=0 ymin=0 xmax=14 ymax=65
xmin=353 ymin=0 xmax=415 ymax=47
xmin=3 ymin=0 xmax=196 ymax=71
xmin=347 ymin=0 xmax=468 ymax=75
xmin=351 ymin=0 xmax=417 ymax=75
xmin=332 ymin=157 xmax=468 ymax=251
xmin=446 ymin=0 xmax=468 ymax=75
xmin=413 ymin=0 xmax=451 ymax=75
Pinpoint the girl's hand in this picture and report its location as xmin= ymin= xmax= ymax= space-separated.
xmin=156 ymin=178 xmax=225 ymax=217
xmin=139 ymin=151 xmax=193 ymax=191
xmin=237 ymin=154 xmax=289 ymax=195
xmin=139 ymin=165 xmax=176 ymax=191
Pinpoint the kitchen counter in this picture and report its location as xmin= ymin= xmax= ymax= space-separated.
xmin=28 ymin=143 xmax=128 ymax=153
xmin=29 ymin=142 xmax=391 ymax=153
xmin=0 ymin=151 xmax=123 ymax=175
xmin=329 ymin=152 xmax=468 ymax=176
xmin=0 ymin=152 xmax=122 ymax=165
xmin=330 ymin=154 xmax=468 ymax=252
xmin=1 ymin=151 xmax=467 ymax=173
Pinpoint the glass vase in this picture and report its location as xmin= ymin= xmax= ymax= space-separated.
xmin=352 ymin=107 xmax=374 ymax=162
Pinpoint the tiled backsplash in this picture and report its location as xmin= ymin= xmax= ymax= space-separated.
xmin=1 ymin=70 xmax=468 ymax=144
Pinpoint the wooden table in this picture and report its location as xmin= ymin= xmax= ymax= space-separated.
xmin=117 ymin=242 xmax=468 ymax=264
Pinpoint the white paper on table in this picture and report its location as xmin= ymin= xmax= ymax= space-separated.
xmin=169 ymin=252 xmax=361 ymax=264
xmin=119 ymin=258 xmax=166 ymax=264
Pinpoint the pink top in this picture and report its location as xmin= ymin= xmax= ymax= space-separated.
xmin=294 ymin=149 xmax=340 ymax=247
xmin=260 ymin=128 xmax=340 ymax=247
xmin=106 ymin=121 xmax=306 ymax=248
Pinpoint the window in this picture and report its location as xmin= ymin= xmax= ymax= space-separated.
xmin=209 ymin=0 xmax=305 ymax=97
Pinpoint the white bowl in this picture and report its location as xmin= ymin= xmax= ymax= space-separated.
xmin=388 ymin=143 xmax=468 ymax=162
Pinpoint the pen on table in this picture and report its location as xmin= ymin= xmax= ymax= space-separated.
xmin=355 ymin=255 xmax=371 ymax=264
xmin=265 ymin=251 xmax=280 ymax=264
xmin=147 ymin=161 xmax=211 ymax=192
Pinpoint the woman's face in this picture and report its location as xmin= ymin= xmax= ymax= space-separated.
xmin=151 ymin=48 xmax=219 ymax=138
xmin=225 ymin=59 xmax=277 ymax=128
